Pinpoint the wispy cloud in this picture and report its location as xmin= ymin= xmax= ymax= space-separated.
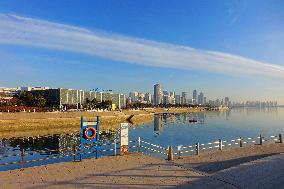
xmin=0 ymin=14 xmax=284 ymax=79
xmin=226 ymin=1 xmax=248 ymax=25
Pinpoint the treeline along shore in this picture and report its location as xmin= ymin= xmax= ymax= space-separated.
xmin=0 ymin=107 xmax=204 ymax=138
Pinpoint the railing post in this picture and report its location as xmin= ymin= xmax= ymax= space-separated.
xmin=138 ymin=137 xmax=141 ymax=152
xmin=95 ymin=143 xmax=98 ymax=159
xmin=259 ymin=134 xmax=263 ymax=145
xmin=219 ymin=139 xmax=222 ymax=151
xmin=73 ymin=144 xmax=76 ymax=161
xmin=195 ymin=143 xmax=200 ymax=155
xmin=239 ymin=137 xmax=243 ymax=147
xmin=167 ymin=146 xmax=174 ymax=161
xmin=78 ymin=144 xmax=82 ymax=161
xmin=79 ymin=147 xmax=82 ymax=161
xmin=21 ymin=142 xmax=25 ymax=163
xmin=279 ymin=134 xmax=282 ymax=143
xmin=114 ymin=139 xmax=117 ymax=156
xmin=177 ymin=145 xmax=182 ymax=159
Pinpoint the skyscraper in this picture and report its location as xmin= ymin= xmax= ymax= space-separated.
xmin=193 ymin=90 xmax=197 ymax=104
xmin=153 ymin=84 xmax=163 ymax=105
xmin=129 ymin=91 xmax=138 ymax=102
xmin=144 ymin=93 xmax=152 ymax=104
xmin=163 ymin=91 xmax=169 ymax=105
xmin=225 ymin=97 xmax=230 ymax=107
xmin=198 ymin=92 xmax=204 ymax=105
xmin=169 ymin=92 xmax=175 ymax=104
xmin=175 ymin=94 xmax=181 ymax=104
xmin=181 ymin=92 xmax=187 ymax=105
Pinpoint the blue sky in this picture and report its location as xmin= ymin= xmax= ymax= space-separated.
xmin=0 ymin=0 xmax=284 ymax=103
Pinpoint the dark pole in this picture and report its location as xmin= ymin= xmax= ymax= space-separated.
xmin=73 ymin=144 xmax=76 ymax=162
xmin=21 ymin=142 xmax=25 ymax=163
xmin=279 ymin=134 xmax=283 ymax=143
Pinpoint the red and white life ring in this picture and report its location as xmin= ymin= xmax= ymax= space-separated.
xmin=83 ymin=127 xmax=97 ymax=140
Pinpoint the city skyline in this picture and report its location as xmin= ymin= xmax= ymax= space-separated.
xmin=0 ymin=1 xmax=284 ymax=104
xmin=0 ymin=84 xmax=278 ymax=108
xmin=0 ymin=84 xmax=281 ymax=106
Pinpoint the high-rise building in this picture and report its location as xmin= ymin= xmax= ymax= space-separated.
xmin=144 ymin=93 xmax=152 ymax=104
xmin=169 ymin=92 xmax=175 ymax=104
xmin=126 ymin=96 xmax=132 ymax=104
xmin=181 ymin=92 xmax=187 ymax=105
xmin=153 ymin=84 xmax=163 ymax=105
xmin=163 ymin=91 xmax=169 ymax=105
xmin=198 ymin=92 xmax=204 ymax=105
xmin=215 ymin=99 xmax=220 ymax=106
xmin=163 ymin=95 xmax=170 ymax=105
xmin=137 ymin=92 xmax=145 ymax=102
xmin=225 ymin=97 xmax=230 ymax=107
xmin=129 ymin=92 xmax=138 ymax=103
xmin=175 ymin=95 xmax=181 ymax=104
xmin=193 ymin=90 xmax=197 ymax=104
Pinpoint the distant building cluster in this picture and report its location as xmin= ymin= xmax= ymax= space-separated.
xmin=207 ymin=97 xmax=231 ymax=107
xmin=0 ymin=86 xmax=49 ymax=100
xmin=0 ymin=86 xmax=126 ymax=109
xmin=126 ymin=83 xmax=279 ymax=108
xmin=127 ymin=83 xmax=234 ymax=107
xmin=1 ymin=84 xmax=280 ymax=109
xmin=232 ymin=101 xmax=278 ymax=108
xmin=128 ymin=91 xmax=151 ymax=104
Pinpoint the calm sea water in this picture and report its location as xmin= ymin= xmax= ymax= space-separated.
xmin=131 ymin=107 xmax=284 ymax=147
xmin=1 ymin=107 xmax=283 ymax=171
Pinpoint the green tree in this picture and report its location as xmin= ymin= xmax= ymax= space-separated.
xmin=91 ymin=98 xmax=99 ymax=108
xmin=35 ymin=95 xmax=46 ymax=107
xmin=19 ymin=92 xmax=46 ymax=107
xmin=100 ymin=100 xmax=112 ymax=109
xmin=19 ymin=91 xmax=34 ymax=106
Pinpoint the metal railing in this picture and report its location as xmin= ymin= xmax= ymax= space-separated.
xmin=1 ymin=133 xmax=282 ymax=167
xmin=138 ymin=133 xmax=283 ymax=160
xmin=0 ymin=139 xmax=138 ymax=167
xmin=139 ymin=138 xmax=167 ymax=155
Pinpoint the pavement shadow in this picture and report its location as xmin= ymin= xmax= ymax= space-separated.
xmin=183 ymin=152 xmax=280 ymax=174
xmin=24 ymin=162 xmax=203 ymax=189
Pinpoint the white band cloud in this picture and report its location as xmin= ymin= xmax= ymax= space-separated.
xmin=0 ymin=14 xmax=284 ymax=79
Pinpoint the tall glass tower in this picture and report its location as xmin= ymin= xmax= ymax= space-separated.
xmin=153 ymin=84 xmax=162 ymax=105
xmin=193 ymin=90 xmax=197 ymax=104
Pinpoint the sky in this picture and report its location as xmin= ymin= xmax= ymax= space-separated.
xmin=0 ymin=0 xmax=284 ymax=104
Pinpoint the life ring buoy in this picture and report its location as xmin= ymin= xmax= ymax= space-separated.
xmin=84 ymin=127 xmax=97 ymax=140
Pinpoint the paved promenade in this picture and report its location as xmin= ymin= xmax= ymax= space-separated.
xmin=0 ymin=153 xmax=229 ymax=189
xmin=213 ymin=153 xmax=284 ymax=189
xmin=176 ymin=153 xmax=284 ymax=188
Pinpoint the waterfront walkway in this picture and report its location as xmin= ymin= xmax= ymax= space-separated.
xmin=0 ymin=143 xmax=283 ymax=188
xmin=212 ymin=153 xmax=284 ymax=189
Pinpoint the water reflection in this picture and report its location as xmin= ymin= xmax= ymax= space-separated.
xmin=0 ymin=131 xmax=119 ymax=171
xmin=154 ymin=114 xmax=164 ymax=136
xmin=130 ymin=108 xmax=284 ymax=150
